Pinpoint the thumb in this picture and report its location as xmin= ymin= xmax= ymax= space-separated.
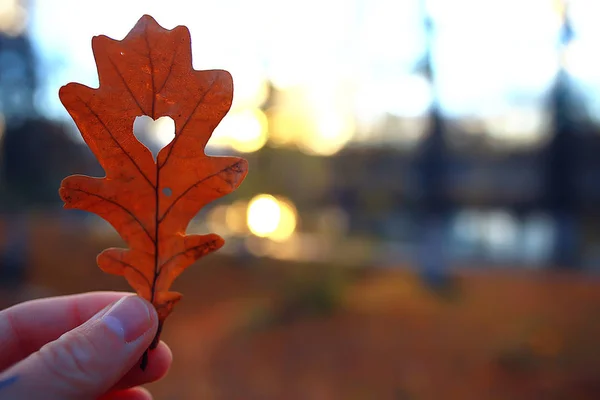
xmin=0 ymin=295 xmax=158 ymax=400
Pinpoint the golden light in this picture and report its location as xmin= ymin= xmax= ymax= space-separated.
xmin=483 ymin=108 xmax=547 ymax=147
xmin=552 ymin=0 xmax=566 ymax=21
xmin=267 ymin=59 xmax=306 ymax=90
xmin=0 ymin=0 xmax=26 ymax=36
xmin=267 ymin=106 xmax=313 ymax=146
xmin=247 ymin=194 xmax=281 ymax=237
xmin=299 ymin=110 xmax=355 ymax=156
xmin=246 ymin=194 xmax=297 ymax=240
xmin=231 ymin=74 xmax=269 ymax=109
xmin=211 ymin=108 xmax=268 ymax=153
xmin=269 ymin=198 xmax=298 ymax=242
xmin=225 ymin=200 xmax=248 ymax=234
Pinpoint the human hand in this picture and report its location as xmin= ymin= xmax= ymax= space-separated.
xmin=0 ymin=292 xmax=172 ymax=399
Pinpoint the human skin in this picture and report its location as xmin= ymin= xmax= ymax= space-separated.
xmin=0 ymin=292 xmax=172 ymax=399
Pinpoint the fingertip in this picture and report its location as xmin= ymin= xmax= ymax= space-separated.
xmin=113 ymin=341 xmax=172 ymax=391
xmin=136 ymin=296 xmax=158 ymax=320
xmin=101 ymin=296 xmax=158 ymax=344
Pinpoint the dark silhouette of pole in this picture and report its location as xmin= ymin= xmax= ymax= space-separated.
xmin=415 ymin=2 xmax=445 ymax=214
xmin=413 ymin=1 xmax=456 ymax=295
xmin=544 ymin=1 xmax=580 ymax=269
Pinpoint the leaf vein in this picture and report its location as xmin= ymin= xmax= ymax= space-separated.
xmin=157 ymin=240 xmax=220 ymax=278
xmin=158 ymin=161 xmax=242 ymax=223
xmin=69 ymin=188 xmax=154 ymax=243
xmin=143 ymin=27 xmax=156 ymax=118
xmin=158 ymin=78 xmax=218 ymax=169
xmin=156 ymin=41 xmax=178 ymax=94
xmin=105 ymin=255 xmax=152 ymax=288
xmin=79 ymin=99 xmax=155 ymax=189
xmin=107 ymin=56 xmax=148 ymax=116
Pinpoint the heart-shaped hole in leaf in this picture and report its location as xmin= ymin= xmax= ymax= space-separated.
xmin=133 ymin=115 xmax=175 ymax=160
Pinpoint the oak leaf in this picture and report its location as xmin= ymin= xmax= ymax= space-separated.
xmin=58 ymin=15 xmax=248 ymax=368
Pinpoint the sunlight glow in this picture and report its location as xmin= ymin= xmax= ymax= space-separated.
xmin=269 ymin=198 xmax=297 ymax=242
xmin=246 ymin=194 xmax=297 ymax=240
xmin=225 ymin=200 xmax=249 ymax=234
xmin=266 ymin=85 xmax=354 ymax=155
xmin=247 ymin=194 xmax=280 ymax=238
xmin=29 ymin=0 xmax=600 ymax=148
xmin=210 ymin=108 xmax=268 ymax=153
xmin=483 ymin=107 xmax=548 ymax=146
xmin=0 ymin=0 xmax=26 ymax=36
xmin=267 ymin=106 xmax=311 ymax=146
xmin=228 ymin=64 xmax=270 ymax=109
xmin=299 ymin=110 xmax=355 ymax=156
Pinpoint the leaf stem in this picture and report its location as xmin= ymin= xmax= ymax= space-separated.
xmin=139 ymin=320 xmax=163 ymax=370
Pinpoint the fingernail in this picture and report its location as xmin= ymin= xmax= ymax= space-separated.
xmin=102 ymin=296 xmax=153 ymax=342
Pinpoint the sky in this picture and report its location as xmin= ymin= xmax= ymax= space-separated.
xmin=24 ymin=0 xmax=600 ymax=146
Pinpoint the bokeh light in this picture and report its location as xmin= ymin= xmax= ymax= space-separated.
xmin=0 ymin=0 xmax=27 ymax=36
xmin=225 ymin=200 xmax=249 ymax=234
xmin=266 ymin=86 xmax=354 ymax=156
xmin=246 ymin=194 xmax=297 ymax=241
xmin=210 ymin=108 xmax=268 ymax=153
xmin=267 ymin=106 xmax=312 ymax=147
xmin=298 ymin=110 xmax=355 ymax=156
xmin=228 ymin=65 xmax=270 ymax=109
xmin=269 ymin=198 xmax=297 ymax=242
xmin=247 ymin=194 xmax=281 ymax=238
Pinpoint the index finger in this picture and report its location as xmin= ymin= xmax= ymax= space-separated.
xmin=0 ymin=291 xmax=131 ymax=370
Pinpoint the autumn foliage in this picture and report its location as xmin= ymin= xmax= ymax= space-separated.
xmin=58 ymin=15 xmax=247 ymax=366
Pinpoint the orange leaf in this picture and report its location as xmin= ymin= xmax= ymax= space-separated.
xmin=58 ymin=15 xmax=248 ymax=368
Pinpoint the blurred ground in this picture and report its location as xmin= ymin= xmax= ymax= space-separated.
xmin=1 ymin=218 xmax=600 ymax=399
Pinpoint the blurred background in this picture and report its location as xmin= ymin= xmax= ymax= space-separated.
xmin=2 ymin=0 xmax=600 ymax=398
